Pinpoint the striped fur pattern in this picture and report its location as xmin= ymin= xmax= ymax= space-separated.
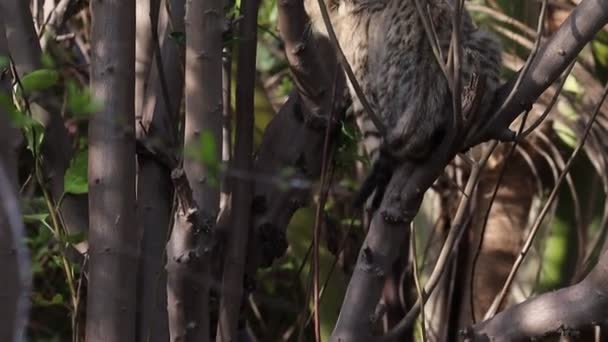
xmin=304 ymin=0 xmax=501 ymax=160
xmin=303 ymin=0 xmax=501 ymax=208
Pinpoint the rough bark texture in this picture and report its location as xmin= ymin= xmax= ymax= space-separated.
xmin=215 ymin=0 xmax=258 ymax=340
xmin=0 ymin=17 xmax=27 ymax=341
xmin=136 ymin=0 xmax=186 ymax=341
xmin=85 ymin=0 xmax=137 ymax=340
xmin=165 ymin=0 xmax=222 ymax=339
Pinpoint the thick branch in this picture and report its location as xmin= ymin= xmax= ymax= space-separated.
xmin=136 ymin=0 xmax=185 ymax=341
xmin=332 ymin=0 xmax=608 ymax=340
xmin=472 ymin=0 xmax=608 ymax=145
xmin=85 ymin=0 xmax=138 ymax=340
xmin=0 ymin=17 xmax=30 ymax=342
xmin=166 ymin=0 xmax=222 ymax=339
xmin=251 ymin=0 xmax=346 ymax=271
xmin=469 ymin=248 xmax=608 ymax=341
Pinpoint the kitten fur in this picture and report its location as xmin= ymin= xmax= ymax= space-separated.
xmin=303 ymin=0 xmax=502 ymax=208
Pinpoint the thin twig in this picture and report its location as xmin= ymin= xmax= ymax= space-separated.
xmin=468 ymin=108 xmax=530 ymax=323
xmin=380 ymin=145 xmax=495 ymax=341
xmin=314 ymin=0 xmax=386 ymax=137
xmin=483 ymin=80 xmax=608 ymax=320
xmin=410 ymin=223 xmax=427 ymax=342
xmin=311 ymin=67 xmax=340 ymax=342
xmin=519 ymin=60 xmax=576 ymax=139
xmin=414 ymin=0 xmax=450 ymax=82
xmin=467 ymin=0 xmax=549 ymax=144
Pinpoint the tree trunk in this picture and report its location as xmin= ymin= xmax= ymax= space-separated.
xmin=215 ymin=0 xmax=258 ymax=339
xmin=85 ymin=0 xmax=137 ymax=340
xmin=165 ymin=0 xmax=223 ymax=339
xmin=0 ymin=17 xmax=29 ymax=341
xmin=136 ymin=0 xmax=186 ymax=341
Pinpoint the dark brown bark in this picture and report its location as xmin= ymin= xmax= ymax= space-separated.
xmin=165 ymin=0 xmax=223 ymax=339
xmin=0 ymin=17 xmax=29 ymax=341
xmin=0 ymin=0 xmax=89 ymax=254
xmin=136 ymin=0 xmax=186 ymax=341
xmin=251 ymin=0 xmax=346 ymax=271
xmin=85 ymin=0 xmax=137 ymax=340
xmin=215 ymin=0 xmax=258 ymax=340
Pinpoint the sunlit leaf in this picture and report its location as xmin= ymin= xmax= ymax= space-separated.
xmin=67 ymin=81 xmax=102 ymax=116
xmin=563 ymin=75 xmax=584 ymax=96
xmin=553 ymin=120 xmax=577 ymax=149
xmin=64 ymin=148 xmax=88 ymax=195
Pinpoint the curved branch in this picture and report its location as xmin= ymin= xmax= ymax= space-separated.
xmin=468 ymin=247 xmax=608 ymax=341
xmin=469 ymin=0 xmax=608 ymax=145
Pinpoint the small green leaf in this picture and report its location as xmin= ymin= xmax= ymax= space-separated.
xmin=0 ymin=92 xmax=40 ymax=129
xmin=67 ymin=81 xmax=102 ymax=116
xmin=169 ymin=31 xmax=186 ymax=46
xmin=40 ymin=53 xmax=56 ymax=69
xmin=0 ymin=55 xmax=9 ymax=69
xmin=51 ymin=294 xmax=64 ymax=304
xmin=23 ymin=213 xmax=49 ymax=223
xmin=21 ymin=69 xmax=60 ymax=93
xmin=553 ymin=120 xmax=577 ymax=149
xmin=64 ymin=232 xmax=86 ymax=244
xmin=196 ymin=131 xmax=220 ymax=187
xmin=200 ymin=131 xmax=219 ymax=167
xmin=563 ymin=75 xmax=584 ymax=95
xmin=64 ymin=149 xmax=88 ymax=195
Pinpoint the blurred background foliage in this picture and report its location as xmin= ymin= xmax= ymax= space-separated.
xmin=4 ymin=0 xmax=608 ymax=340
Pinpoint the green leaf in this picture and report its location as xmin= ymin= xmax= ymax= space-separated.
xmin=199 ymin=131 xmax=220 ymax=186
xmin=40 ymin=53 xmax=56 ymax=69
xmin=0 ymin=92 xmax=40 ymax=130
xmin=21 ymin=69 xmax=60 ymax=93
xmin=0 ymin=55 xmax=9 ymax=69
xmin=169 ymin=31 xmax=186 ymax=46
xmin=64 ymin=232 xmax=86 ymax=244
xmin=67 ymin=81 xmax=102 ymax=116
xmin=563 ymin=75 xmax=584 ymax=96
xmin=64 ymin=149 xmax=88 ymax=195
xmin=51 ymin=294 xmax=64 ymax=305
xmin=553 ymin=120 xmax=577 ymax=149
xmin=23 ymin=213 xmax=49 ymax=223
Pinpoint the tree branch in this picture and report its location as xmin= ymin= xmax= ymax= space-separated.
xmin=468 ymin=246 xmax=608 ymax=342
xmin=469 ymin=0 xmax=608 ymax=146
xmin=330 ymin=0 xmax=608 ymax=340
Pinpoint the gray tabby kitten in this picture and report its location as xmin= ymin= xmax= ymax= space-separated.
xmin=303 ymin=0 xmax=502 ymax=208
